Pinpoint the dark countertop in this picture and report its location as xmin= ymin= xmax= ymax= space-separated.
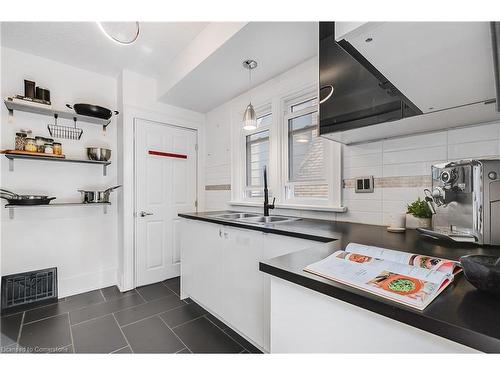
xmin=179 ymin=211 xmax=500 ymax=352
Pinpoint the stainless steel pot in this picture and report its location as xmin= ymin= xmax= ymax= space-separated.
xmin=86 ymin=147 xmax=111 ymax=161
xmin=78 ymin=185 xmax=121 ymax=203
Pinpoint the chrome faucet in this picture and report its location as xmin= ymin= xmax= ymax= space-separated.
xmin=263 ymin=166 xmax=275 ymax=216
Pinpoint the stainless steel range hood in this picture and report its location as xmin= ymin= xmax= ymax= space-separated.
xmin=319 ymin=22 xmax=500 ymax=144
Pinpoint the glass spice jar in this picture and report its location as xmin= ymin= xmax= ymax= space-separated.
xmin=35 ymin=136 xmax=45 ymax=153
xmin=24 ymin=137 xmax=37 ymax=152
xmin=15 ymin=132 xmax=27 ymax=150
xmin=44 ymin=143 xmax=54 ymax=154
xmin=52 ymin=142 xmax=62 ymax=156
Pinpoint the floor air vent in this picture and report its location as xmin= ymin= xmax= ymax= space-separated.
xmin=1 ymin=267 xmax=57 ymax=312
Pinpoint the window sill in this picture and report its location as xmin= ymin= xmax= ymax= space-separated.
xmin=229 ymin=200 xmax=347 ymax=213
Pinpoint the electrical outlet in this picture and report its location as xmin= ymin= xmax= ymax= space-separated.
xmin=355 ymin=176 xmax=374 ymax=193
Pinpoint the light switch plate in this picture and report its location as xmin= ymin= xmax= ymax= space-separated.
xmin=355 ymin=176 xmax=374 ymax=193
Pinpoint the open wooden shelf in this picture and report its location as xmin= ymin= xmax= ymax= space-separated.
xmin=4 ymin=98 xmax=112 ymax=131
xmin=3 ymin=153 xmax=111 ymax=176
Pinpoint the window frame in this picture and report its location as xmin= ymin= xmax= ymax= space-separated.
xmin=241 ymin=108 xmax=273 ymax=202
xmin=230 ymin=86 xmax=343 ymax=211
xmin=281 ymin=95 xmax=337 ymax=207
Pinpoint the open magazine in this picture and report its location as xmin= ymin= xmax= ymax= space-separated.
xmin=304 ymin=243 xmax=462 ymax=310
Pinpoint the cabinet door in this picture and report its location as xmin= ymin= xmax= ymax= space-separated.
xmin=180 ymin=219 xmax=225 ymax=316
xmin=262 ymin=233 xmax=320 ymax=352
xmin=222 ymin=226 xmax=264 ymax=347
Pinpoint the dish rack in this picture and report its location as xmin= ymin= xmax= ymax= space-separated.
xmin=47 ymin=114 xmax=83 ymax=140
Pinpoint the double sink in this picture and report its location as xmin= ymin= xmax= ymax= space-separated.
xmin=210 ymin=212 xmax=299 ymax=225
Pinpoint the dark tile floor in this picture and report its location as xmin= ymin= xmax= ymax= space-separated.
xmin=0 ymin=277 xmax=262 ymax=354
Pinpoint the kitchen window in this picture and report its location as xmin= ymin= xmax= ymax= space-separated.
xmin=283 ymin=96 xmax=333 ymax=205
xmin=231 ymin=87 xmax=342 ymax=211
xmin=244 ymin=113 xmax=272 ymax=198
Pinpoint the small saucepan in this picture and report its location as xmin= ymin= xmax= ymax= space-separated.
xmin=78 ymin=185 xmax=121 ymax=204
xmin=0 ymin=189 xmax=55 ymax=205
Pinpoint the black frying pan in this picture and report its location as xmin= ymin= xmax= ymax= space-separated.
xmin=66 ymin=103 xmax=119 ymax=120
xmin=0 ymin=189 xmax=55 ymax=205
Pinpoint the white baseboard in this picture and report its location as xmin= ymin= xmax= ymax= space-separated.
xmin=58 ymin=268 xmax=117 ymax=298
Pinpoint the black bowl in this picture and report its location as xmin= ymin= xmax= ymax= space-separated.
xmin=460 ymin=254 xmax=500 ymax=294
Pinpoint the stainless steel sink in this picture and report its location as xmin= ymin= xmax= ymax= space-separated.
xmin=211 ymin=212 xmax=260 ymax=220
xmin=209 ymin=212 xmax=299 ymax=225
xmin=237 ymin=215 xmax=299 ymax=225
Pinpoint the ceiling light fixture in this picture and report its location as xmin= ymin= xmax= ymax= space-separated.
xmin=97 ymin=22 xmax=140 ymax=45
xmin=242 ymin=59 xmax=258 ymax=131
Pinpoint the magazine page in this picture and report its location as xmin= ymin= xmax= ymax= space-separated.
xmin=345 ymin=243 xmax=459 ymax=275
xmin=304 ymin=250 xmax=451 ymax=310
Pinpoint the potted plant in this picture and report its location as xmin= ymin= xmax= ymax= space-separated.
xmin=406 ymin=197 xmax=432 ymax=229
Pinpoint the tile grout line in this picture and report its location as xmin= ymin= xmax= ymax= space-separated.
xmin=169 ymin=313 xmax=207 ymax=330
xmin=69 ymin=292 xmax=180 ymax=327
xmin=68 ymin=312 xmax=75 ymax=352
xmin=24 ymin=311 xmax=70 ymax=326
xmin=71 ymin=312 xmax=115 ymax=327
xmin=112 ymin=313 xmax=134 ymax=354
xmin=205 ymin=316 xmax=247 ymax=353
xmin=118 ymin=301 xmax=187 ymax=328
xmin=110 ymin=345 xmax=130 ymax=354
xmin=99 ymin=289 xmax=107 ymax=302
xmin=16 ymin=311 xmax=25 ymax=345
xmin=157 ymin=313 xmax=193 ymax=353
xmin=134 ymin=289 xmax=148 ymax=303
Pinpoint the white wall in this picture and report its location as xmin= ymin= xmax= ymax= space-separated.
xmin=0 ymin=47 xmax=119 ymax=297
xmin=203 ymin=55 xmax=500 ymax=225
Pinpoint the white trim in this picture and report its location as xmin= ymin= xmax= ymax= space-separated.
xmin=118 ymin=103 xmax=205 ymax=292
xmin=229 ymin=200 xmax=347 ymax=213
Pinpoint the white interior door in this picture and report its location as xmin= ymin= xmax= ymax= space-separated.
xmin=135 ymin=118 xmax=198 ymax=287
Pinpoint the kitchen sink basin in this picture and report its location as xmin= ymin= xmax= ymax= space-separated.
xmin=237 ymin=215 xmax=299 ymax=224
xmin=211 ymin=212 xmax=260 ymax=220
xmin=209 ymin=212 xmax=299 ymax=225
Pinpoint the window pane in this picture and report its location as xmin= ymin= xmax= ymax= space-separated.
xmin=291 ymin=97 xmax=318 ymax=113
xmin=246 ymin=129 xmax=269 ymax=188
xmin=288 ymin=113 xmax=323 ymax=182
xmin=256 ymin=113 xmax=272 ymax=128
xmin=288 ymin=111 xmax=328 ymax=199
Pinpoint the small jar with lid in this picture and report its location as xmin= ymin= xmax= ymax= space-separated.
xmin=15 ymin=132 xmax=27 ymax=150
xmin=35 ymin=136 xmax=45 ymax=153
xmin=24 ymin=138 xmax=37 ymax=152
xmin=44 ymin=143 xmax=54 ymax=154
xmin=53 ymin=142 xmax=62 ymax=156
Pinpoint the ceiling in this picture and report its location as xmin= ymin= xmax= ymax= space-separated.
xmin=160 ymin=22 xmax=318 ymax=112
xmin=1 ymin=21 xmax=318 ymax=113
xmin=1 ymin=22 xmax=209 ymax=78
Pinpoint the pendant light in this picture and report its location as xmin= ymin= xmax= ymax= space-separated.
xmin=242 ymin=60 xmax=258 ymax=131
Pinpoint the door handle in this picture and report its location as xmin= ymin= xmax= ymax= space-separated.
xmin=139 ymin=211 xmax=154 ymax=217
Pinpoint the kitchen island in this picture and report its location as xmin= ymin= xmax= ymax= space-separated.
xmin=179 ymin=211 xmax=500 ymax=353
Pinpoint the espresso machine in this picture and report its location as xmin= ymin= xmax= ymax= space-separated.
xmin=418 ymin=159 xmax=500 ymax=245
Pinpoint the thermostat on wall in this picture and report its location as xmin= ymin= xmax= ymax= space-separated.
xmin=355 ymin=176 xmax=374 ymax=193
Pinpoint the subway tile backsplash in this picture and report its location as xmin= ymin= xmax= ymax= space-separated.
xmin=204 ymin=120 xmax=500 ymax=227
xmin=342 ymin=121 xmax=500 ymax=226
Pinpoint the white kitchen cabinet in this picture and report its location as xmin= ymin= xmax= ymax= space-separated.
xmin=223 ymin=226 xmax=265 ymax=347
xmin=261 ymin=232 xmax=319 ymax=349
xmin=180 ymin=219 xmax=226 ymax=317
xmin=270 ymin=277 xmax=478 ymax=353
xmin=179 ymin=218 xmax=320 ymax=352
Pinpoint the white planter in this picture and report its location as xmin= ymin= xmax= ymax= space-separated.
xmin=405 ymin=214 xmax=431 ymax=229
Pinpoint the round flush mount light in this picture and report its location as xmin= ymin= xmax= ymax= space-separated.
xmin=97 ymin=22 xmax=140 ymax=45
